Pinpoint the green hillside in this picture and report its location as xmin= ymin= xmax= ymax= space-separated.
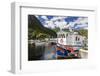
xmin=28 ymin=15 xmax=57 ymax=40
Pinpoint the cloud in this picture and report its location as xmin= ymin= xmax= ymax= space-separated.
xmin=41 ymin=16 xmax=68 ymax=29
xmin=74 ymin=23 xmax=88 ymax=29
xmin=75 ymin=17 xmax=88 ymax=24
xmin=36 ymin=15 xmax=88 ymax=30
xmin=41 ymin=16 xmax=48 ymax=20
xmin=52 ymin=18 xmax=67 ymax=28
xmin=68 ymin=17 xmax=88 ymax=30
xmin=44 ymin=20 xmax=56 ymax=28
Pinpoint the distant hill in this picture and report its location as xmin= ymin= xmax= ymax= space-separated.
xmin=28 ymin=15 xmax=57 ymax=39
xmin=75 ymin=29 xmax=88 ymax=38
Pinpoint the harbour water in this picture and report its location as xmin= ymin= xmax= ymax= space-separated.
xmin=28 ymin=41 xmax=57 ymax=60
xmin=28 ymin=40 xmax=88 ymax=61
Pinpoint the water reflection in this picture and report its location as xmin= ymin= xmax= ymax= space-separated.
xmin=44 ymin=42 xmax=56 ymax=60
xmin=28 ymin=41 xmax=87 ymax=61
xmin=28 ymin=42 xmax=56 ymax=61
xmin=28 ymin=43 xmax=45 ymax=60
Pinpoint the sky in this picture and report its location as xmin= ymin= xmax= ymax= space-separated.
xmin=36 ymin=15 xmax=88 ymax=30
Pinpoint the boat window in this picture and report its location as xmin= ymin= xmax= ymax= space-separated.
xmin=61 ymin=34 xmax=63 ymax=38
xmin=63 ymin=34 xmax=65 ymax=38
xmin=78 ymin=38 xmax=80 ymax=41
xmin=58 ymin=34 xmax=66 ymax=38
xmin=75 ymin=36 xmax=80 ymax=41
xmin=76 ymin=36 xmax=77 ymax=41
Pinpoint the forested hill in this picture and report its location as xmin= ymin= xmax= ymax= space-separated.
xmin=28 ymin=15 xmax=57 ymax=39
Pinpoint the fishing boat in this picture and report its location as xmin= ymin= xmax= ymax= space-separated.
xmin=56 ymin=26 xmax=86 ymax=59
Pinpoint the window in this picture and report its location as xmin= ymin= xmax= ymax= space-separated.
xmin=63 ymin=34 xmax=65 ymax=38
xmin=75 ymin=36 xmax=77 ymax=41
xmin=78 ymin=38 xmax=80 ymax=41
xmin=75 ymin=36 xmax=80 ymax=41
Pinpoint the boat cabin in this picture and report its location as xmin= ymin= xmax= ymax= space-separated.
xmin=57 ymin=30 xmax=85 ymax=46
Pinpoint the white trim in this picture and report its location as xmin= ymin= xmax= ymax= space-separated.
xmin=11 ymin=2 xmax=96 ymax=74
